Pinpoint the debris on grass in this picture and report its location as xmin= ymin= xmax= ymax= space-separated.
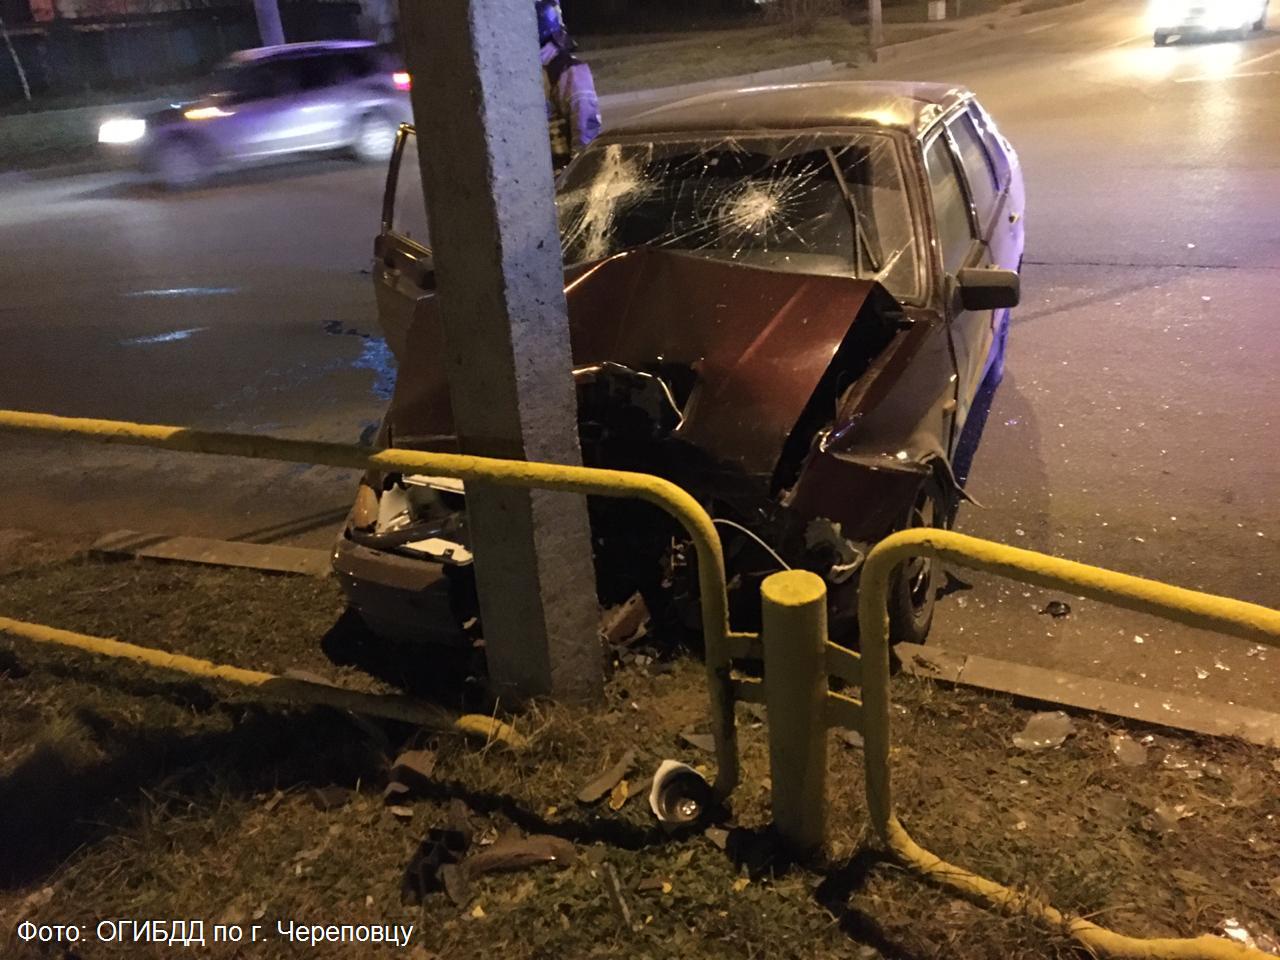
xmin=678 ymin=728 xmax=716 ymax=753
xmin=391 ymin=748 xmax=438 ymax=793
xmin=1109 ymin=733 xmax=1147 ymax=767
xmin=310 ymin=784 xmax=353 ymax=810
xmin=1219 ymin=917 xmax=1280 ymax=954
xmin=463 ymin=832 xmax=577 ymax=880
xmin=1011 ymin=710 xmax=1075 ymax=750
xmin=608 ymin=779 xmax=630 ymax=811
xmin=704 ymin=826 xmax=730 ymax=850
xmin=601 ymin=592 xmax=650 ymax=647
xmin=649 ymin=760 xmax=712 ymax=825
xmin=402 ymin=827 xmax=470 ymax=905
xmin=577 ymin=747 xmax=636 ymax=804
xmin=602 ymin=862 xmax=635 ymax=929
xmin=4 ymin=556 xmax=1280 ymax=960
xmin=836 ymin=728 xmax=865 ymax=750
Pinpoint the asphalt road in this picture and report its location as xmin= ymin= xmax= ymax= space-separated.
xmin=1 ymin=0 xmax=1276 ymax=710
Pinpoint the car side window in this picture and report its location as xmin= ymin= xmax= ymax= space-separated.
xmin=967 ymin=101 xmax=1011 ymax=188
xmin=923 ymin=134 xmax=976 ymax=275
xmin=228 ymin=62 xmax=299 ymax=103
xmin=344 ymin=51 xmax=378 ymax=78
xmin=948 ymin=113 xmax=1000 ymax=232
xmin=391 ymin=132 xmax=431 ymax=249
xmin=296 ymin=55 xmax=360 ymax=90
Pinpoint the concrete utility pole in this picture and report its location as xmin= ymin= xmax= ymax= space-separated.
xmin=253 ymin=0 xmax=285 ymax=47
xmin=397 ymin=0 xmax=603 ymax=702
xmin=868 ymin=0 xmax=883 ymax=62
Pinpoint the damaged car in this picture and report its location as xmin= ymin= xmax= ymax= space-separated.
xmin=333 ymin=80 xmax=1025 ymax=646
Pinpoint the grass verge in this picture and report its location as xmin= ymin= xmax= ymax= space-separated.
xmin=1 ymin=552 xmax=1278 ymax=959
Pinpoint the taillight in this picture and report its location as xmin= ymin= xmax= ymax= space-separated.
xmin=393 ymin=71 xmax=411 ymax=91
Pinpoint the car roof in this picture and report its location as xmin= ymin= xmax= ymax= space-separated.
xmin=230 ymin=40 xmax=377 ymax=63
xmin=606 ymin=80 xmax=973 ymax=140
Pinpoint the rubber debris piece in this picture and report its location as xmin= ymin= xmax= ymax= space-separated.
xmin=678 ymin=729 xmax=716 ymax=753
xmin=401 ymin=828 xmax=470 ymax=905
xmin=390 ymin=749 xmax=437 ymax=794
xmin=461 ymin=834 xmax=577 ymax=880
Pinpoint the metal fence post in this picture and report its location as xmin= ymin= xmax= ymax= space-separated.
xmin=761 ymin=570 xmax=829 ymax=857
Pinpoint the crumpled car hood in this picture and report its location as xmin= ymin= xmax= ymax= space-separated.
xmin=386 ymin=248 xmax=889 ymax=479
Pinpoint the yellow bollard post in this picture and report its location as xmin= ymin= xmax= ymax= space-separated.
xmin=761 ymin=570 xmax=829 ymax=858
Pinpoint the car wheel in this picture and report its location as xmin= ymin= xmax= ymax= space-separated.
xmin=1153 ymin=31 xmax=1169 ymax=46
xmin=886 ymin=474 xmax=949 ymax=645
xmin=353 ymin=113 xmax=398 ymax=164
xmin=152 ymin=138 xmax=208 ymax=190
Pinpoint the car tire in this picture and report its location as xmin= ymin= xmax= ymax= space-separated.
xmin=353 ymin=112 xmax=398 ymax=164
xmin=1153 ymin=31 xmax=1169 ymax=46
xmin=152 ymin=138 xmax=208 ymax=191
xmin=886 ymin=474 xmax=949 ymax=645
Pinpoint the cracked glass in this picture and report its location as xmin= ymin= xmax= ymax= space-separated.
xmin=557 ymin=133 xmax=922 ymax=301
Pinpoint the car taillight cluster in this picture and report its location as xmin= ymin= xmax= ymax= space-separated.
xmin=393 ymin=71 xmax=412 ymax=91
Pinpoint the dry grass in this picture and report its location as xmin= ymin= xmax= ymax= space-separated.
xmin=2 ymin=554 xmax=1278 ymax=958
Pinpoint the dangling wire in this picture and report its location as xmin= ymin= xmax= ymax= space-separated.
xmin=712 ymin=518 xmax=791 ymax=571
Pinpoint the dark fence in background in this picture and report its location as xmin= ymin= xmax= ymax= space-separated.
xmin=0 ymin=2 xmax=361 ymax=104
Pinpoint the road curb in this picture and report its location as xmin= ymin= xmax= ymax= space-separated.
xmin=598 ymin=0 xmax=1093 ymax=111
xmin=877 ymin=0 xmax=1090 ymax=61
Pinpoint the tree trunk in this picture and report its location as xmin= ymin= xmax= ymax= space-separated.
xmin=0 ymin=16 xmax=33 ymax=101
xmin=252 ymin=0 xmax=285 ymax=47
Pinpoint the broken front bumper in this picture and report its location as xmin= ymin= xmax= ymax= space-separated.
xmin=332 ymin=535 xmax=469 ymax=645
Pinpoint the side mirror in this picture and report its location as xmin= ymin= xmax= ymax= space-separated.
xmin=956 ymin=267 xmax=1020 ymax=311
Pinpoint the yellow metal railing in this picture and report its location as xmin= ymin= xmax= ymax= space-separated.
xmin=0 ymin=409 xmax=753 ymax=797
xmin=850 ymin=528 xmax=1280 ymax=960
xmin=0 ymin=615 xmax=526 ymax=747
xmin=9 ymin=410 xmax=1280 ymax=958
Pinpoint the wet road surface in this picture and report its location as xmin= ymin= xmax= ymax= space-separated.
xmin=851 ymin=0 xmax=1280 ymax=708
xmin=1 ymin=0 xmax=1276 ymax=708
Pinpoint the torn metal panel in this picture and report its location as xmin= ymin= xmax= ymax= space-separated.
xmin=386 ymin=248 xmax=901 ymax=481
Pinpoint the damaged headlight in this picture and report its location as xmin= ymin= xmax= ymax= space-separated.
xmin=357 ymin=474 xmax=472 ymax=564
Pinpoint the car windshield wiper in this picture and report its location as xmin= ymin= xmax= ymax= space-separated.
xmin=825 ymin=147 xmax=881 ymax=278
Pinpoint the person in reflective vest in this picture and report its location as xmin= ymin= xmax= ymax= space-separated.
xmin=536 ymin=0 xmax=601 ymax=167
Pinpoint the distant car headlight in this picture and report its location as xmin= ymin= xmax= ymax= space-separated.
xmin=98 ymin=117 xmax=146 ymax=144
xmin=1212 ymin=0 xmax=1258 ymax=25
xmin=1150 ymin=0 xmax=1185 ymax=18
xmin=183 ymin=106 xmax=234 ymax=121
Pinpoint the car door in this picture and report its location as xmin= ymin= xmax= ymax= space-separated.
xmin=373 ymin=127 xmax=435 ymax=364
xmin=949 ymin=109 xmax=1019 ymax=387
xmin=922 ymin=118 xmax=1001 ymax=442
xmin=212 ymin=59 xmax=310 ymax=161
xmin=287 ymin=54 xmax=357 ymax=151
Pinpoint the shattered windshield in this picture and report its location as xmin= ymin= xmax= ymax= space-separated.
xmin=557 ymin=133 xmax=922 ymax=301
